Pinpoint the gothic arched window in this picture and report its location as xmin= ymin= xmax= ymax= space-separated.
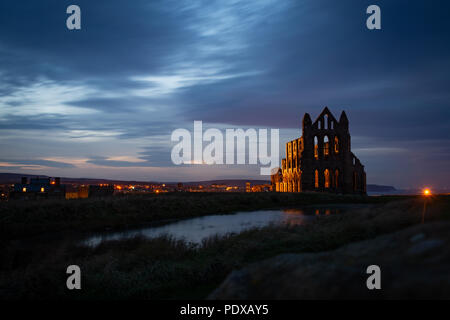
xmin=324 ymin=136 xmax=330 ymax=157
xmin=324 ymin=169 xmax=330 ymax=188
xmin=314 ymin=136 xmax=319 ymax=159
xmin=314 ymin=170 xmax=319 ymax=188
xmin=334 ymin=136 xmax=339 ymax=154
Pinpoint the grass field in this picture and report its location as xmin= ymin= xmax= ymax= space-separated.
xmin=1 ymin=193 xmax=448 ymax=299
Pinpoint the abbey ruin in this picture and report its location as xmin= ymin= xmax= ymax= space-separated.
xmin=271 ymin=107 xmax=366 ymax=194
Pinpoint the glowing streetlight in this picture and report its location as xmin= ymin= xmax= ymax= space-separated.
xmin=422 ymin=188 xmax=432 ymax=224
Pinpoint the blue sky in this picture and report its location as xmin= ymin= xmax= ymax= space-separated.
xmin=0 ymin=0 xmax=449 ymax=188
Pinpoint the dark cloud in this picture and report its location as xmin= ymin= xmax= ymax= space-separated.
xmin=138 ymin=145 xmax=173 ymax=167
xmin=0 ymin=159 xmax=76 ymax=168
xmin=0 ymin=114 xmax=68 ymax=130
xmin=66 ymin=97 xmax=159 ymax=113
xmin=86 ymin=156 xmax=152 ymax=167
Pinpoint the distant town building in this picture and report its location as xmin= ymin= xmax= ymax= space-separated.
xmin=65 ymin=185 xmax=89 ymax=199
xmin=88 ymin=184 xmax=114 ymax=197
xmin=0 ymin=185 xmax=10 ymax=201
xmin=9 ymin=176 xmax=118 ymax=200
xmin=251 ymin=184 xmax=272 ymax=192
xmin=10 ymin=177 xmax=66 ymax=199
xmin=272 ymin=107 xmax=366 ymax=194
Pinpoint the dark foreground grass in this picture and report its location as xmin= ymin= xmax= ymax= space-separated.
xmin=0 ymin=195 xmax=448 ymax=300
xmin=0 ymin=192 xmax=388 ymax=241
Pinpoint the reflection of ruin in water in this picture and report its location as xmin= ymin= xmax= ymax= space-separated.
xmin=84 ymin=205 xmax=354 ymax=246
xmin=284 ymin=208 xmax=340 ymax=216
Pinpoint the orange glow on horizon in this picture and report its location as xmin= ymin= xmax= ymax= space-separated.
xmin=423 ymin=188 xmax=431 ymax=196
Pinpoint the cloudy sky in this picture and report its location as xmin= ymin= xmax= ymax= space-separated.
xmin=0 ymin=0 xmax=449 ymax=188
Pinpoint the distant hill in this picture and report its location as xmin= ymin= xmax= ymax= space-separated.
xmin=0 ymin=173 xmax=158 ymax=185
xmin=0 ymin=173 xmax=270 ymax=187
xmin=181 ymin=179 xmax=270 ymax=187
xmin=366 ymin=184 xmax=397 ymax=192
xmin=0 ymin=173 xmax=271 ymax=187
xmin=1 ymin=172 xmax=396 ymax=191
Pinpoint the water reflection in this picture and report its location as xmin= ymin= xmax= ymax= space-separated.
xmin=83 ymin=205 xmax=348 ymax=247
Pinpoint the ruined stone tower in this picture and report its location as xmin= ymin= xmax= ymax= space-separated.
xmin=271 ymin=107 xmax=366 ymax=194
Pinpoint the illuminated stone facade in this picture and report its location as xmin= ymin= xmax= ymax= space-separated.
xmin=271 ymin=107 xmax=366 ymax=194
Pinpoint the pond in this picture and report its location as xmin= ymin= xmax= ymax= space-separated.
xmin=83 ymin=204 xmax=369 ymax=246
